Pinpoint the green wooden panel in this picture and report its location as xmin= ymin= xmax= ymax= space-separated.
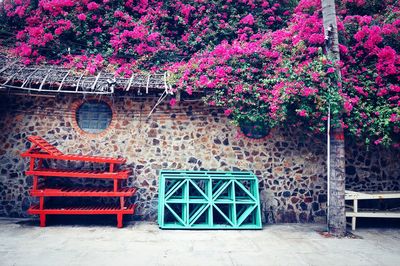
xmin=158 ymin=170 xmax=262 ymax=229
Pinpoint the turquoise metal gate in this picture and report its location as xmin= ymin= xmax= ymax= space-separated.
xmin=158 ymin=170 xmax=262 ymax=229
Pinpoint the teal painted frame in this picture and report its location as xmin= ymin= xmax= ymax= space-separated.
xmin=158 ymin=170 xmax=262 ymax=229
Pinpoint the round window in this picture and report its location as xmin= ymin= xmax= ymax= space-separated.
xmin=76 ymin=100 xmax=112 ymax=133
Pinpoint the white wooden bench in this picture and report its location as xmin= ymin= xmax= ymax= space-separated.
xmin=345 ymin=190 xmax=400 ymax=230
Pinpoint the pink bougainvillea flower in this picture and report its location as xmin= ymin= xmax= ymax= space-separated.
xmin=77 ymin=13 xmax=86 ymax=21
xmin=224 ymin=109 xmax=233 ymax=116
xmin=54 ymin=28 xmax=63 ymax=35
xmin=169 ymin=98 xmax=177 ymax=107
xmin=199 ymin=75 xmax=209 ymax=86
xmin=302 ymin=87 xmax=318 ymax=97
xmin=87 ymin=2 xmax=99 ymax=10
xmin=326 ymin=67 xmax=335 ymax=74
xmin=240 ymin=14 xmax=255 ymax=25
xmin=19 ymin=43 xmax=32 ymax=57
xmin=114 ymin=10 xmax=124 ymax=18
xmin=377 ymin=46 xmax=397 ymax=76
xmin=297 ymin=110 xmax=307 ymax=117
xmin=390 ymin=85 xmax=400 ymax=93
xmin=344 ymin=101 xmax=353 ymax=113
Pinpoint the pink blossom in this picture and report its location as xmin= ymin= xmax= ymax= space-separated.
xmin=302 ymin=87 xmax=317 ymax=97
xmin=311 ymin=72 xmax=319 ymax=82
xmin=240 ymin=14 xmax=255 ymax=25
xmin=377 ymin=46 xmax=397 ymax=76
xmin=147 ymin=32 xmax=160 ymax=42
xmin=234 ymin=85 xmax=243 ymax=94
xmin=87 ymin=2 xmax=99 ymax=10
xmin=114 ymin=10 xmax=124 ymax=18
xmin=354 ymin=86 xmax=368 ymax=97
xmin=181 ymin=34 xmax=189 ymax=43
xmin=215 ymin=67 xmax=226 ymax=78
xmin=54 ymin=28 xmax=63 ymax=35
xmin=77 ymin=13 xmax=86 ymax=21
xmin=344 ymin=101 xmax=353 ymax=112
xmin=169 ymin=98 xmax=177 ymax=107
xmin=390 ymin=85 xmax=400 ymax=93
xmin=199 ymin=75 xmax=209 ymax=86
xmin=16 ymin=31 xmax=25 ymax=40
xmin=19 ymin=43 xmax=32 ymax=57
xmin=43 ymin=33 xmax=54 ymax=42
xmin=224 ymin=109 xmax=233 ymax=116
xmin=327 ymin=67 xmax=335 ymax=74
xmin=298 ymin=110 xmax=307 ymax=117
xmin=308 ymin=34 xmax=324 ymax=44
xmin=89 ymin=66 xmax=96 ymax=75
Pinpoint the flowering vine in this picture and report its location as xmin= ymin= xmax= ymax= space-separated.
xmin=0 ymin=0 xmax=399 ymax=146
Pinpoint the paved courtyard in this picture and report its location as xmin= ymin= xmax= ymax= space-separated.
xmin=0 ymin=218 xmax=399 ymax=266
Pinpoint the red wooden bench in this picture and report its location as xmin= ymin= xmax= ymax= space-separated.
xmin=21 ymin=136 xmax=136 ymax=228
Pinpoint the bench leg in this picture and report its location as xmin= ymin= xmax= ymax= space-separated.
xmin=117 ymin=214 xmax=123 ymax=228
xmin=40 ymin=214 xmax=46 ymax=227
xmin=120 ymin=197 xmax=125 ymax=209
xmin=113 ymin=179 xmax=119 ymax=192
xmin=33 ymin=176 xmax=38 ymax=191
xmin=352 ymin=199 xmax=358 ymax=231
xmin=351 ymin=217 xmax=356 ymax=231
xmin=39 ymin=196 xmax=44 ymax=209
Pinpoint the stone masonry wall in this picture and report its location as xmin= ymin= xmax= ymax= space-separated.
xmin=0 ymin=94 xmax=399 ymax=223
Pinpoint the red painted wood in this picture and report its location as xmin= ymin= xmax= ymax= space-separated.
xmin=26 ymin=168 xmax=131 ymax=179
xmin=117 ymin=213 xmax=123 ymax=228
xmin=22 ymin=136 xmax=135 ymax=228
xmin=120 ymin=197 xmax=125 ymax=209
xmin=30 ymin=187 xmax=136 ymax=197
xmin=27 ymin=136 xmax=64 ymax=156
xmin=22 ymin=136 xmax=126 ymax=164
xmin=40 ymin=214 xmax=46 ymax=227
xmin=28 ymin=205 xmax=135 ymax=215
xmin=114 ymin=179 xmax=119 ymax=192
xmin=33 ymin=176 xmax=38 ymax=191
xmin=29 ymin=157 xmax=35 ymax=171
xmin=39 ymin=196 xmax=44 ymax=210
xmin=21 ymin=152 xmax=126 ymax=164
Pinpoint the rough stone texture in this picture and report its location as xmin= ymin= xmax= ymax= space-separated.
xmin=0 ymin=95 xmax=399 ymax=223
xmin=345 ymin=139 xmax=400 ymax=192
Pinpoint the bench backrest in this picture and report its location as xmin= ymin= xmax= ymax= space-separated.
xmin=27 ymin=136 xmax=64 ymax=156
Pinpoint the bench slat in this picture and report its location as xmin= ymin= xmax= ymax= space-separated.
xmin=31 ymin=187 xmax=136 ymax=197
xmin=26 ymin=168 xmax=131 ymax=179
xmin=346 ymin=211 xmax=400 ymax=218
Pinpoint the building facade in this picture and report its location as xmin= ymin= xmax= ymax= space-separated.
xmin=0 ymin=94 xmax=399 ymax=223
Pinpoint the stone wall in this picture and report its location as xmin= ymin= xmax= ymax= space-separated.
xmin=0 ymin=94 xmax=399 ymax=223
xmin=345 ymin=139 xmax=400 ymax=191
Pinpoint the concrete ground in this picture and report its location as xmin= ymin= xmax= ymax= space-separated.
xmin=0 ymin=218 xmax=399 ymax=266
